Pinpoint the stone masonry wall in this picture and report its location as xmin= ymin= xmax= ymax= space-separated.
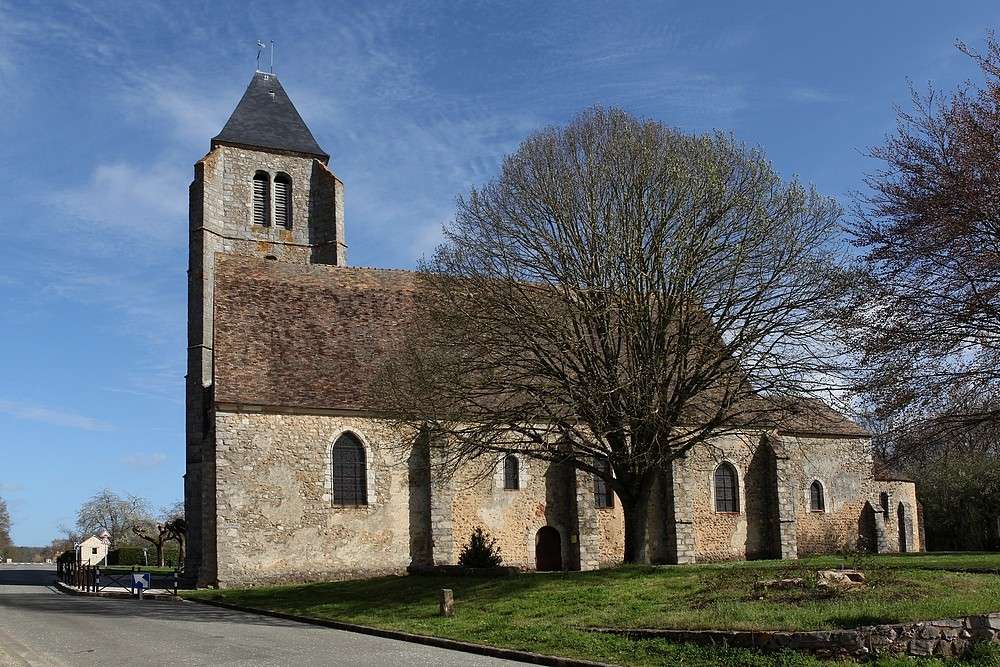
xmin=209 ymin=145 xmax=345 ymax=264
xmin=877 ymin=480 xmax=921 ymax=553
xmin=447 ymin=455 xmax=625 ymax=570
xmin=785 ymin=435 xmax=877 ymax=556
xmin=212 ymin=411 xmax=417 ymax=587
xmin=681 ymin=433 xmax=884 ymax=562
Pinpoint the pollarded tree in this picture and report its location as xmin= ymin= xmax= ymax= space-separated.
xmin=845 ymin=34 xmax=1000 ymax=435
xmin=378 ymin=107 xmax=848 ymax=564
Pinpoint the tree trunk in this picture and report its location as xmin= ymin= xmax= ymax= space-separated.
xmin=155 ymin=543 xmax=164 ymax=567
xmin=620 ymin=476 xmax=656 ymax=564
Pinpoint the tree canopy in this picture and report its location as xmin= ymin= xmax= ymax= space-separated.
xmin=846 ymin=34 xmax=1000 ymax=439
xmin=379 ymin=107 xmax=848 ymax=563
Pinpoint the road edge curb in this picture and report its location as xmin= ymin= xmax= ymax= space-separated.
xmin=184 ymin=596 xmax=616 ymax=667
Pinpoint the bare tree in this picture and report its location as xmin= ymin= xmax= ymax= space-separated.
xmin=132 ymin=501 xmax=185 ymax=567
xmin=379 ymin=107 xmax=848 ymax=563
xmin=844 ymin=33 xmax=1000 ymax=437
xmin=75 ymin=489 xmax=150 ymax=548
xmin=0 ymin=497 xmax=11 ymax=556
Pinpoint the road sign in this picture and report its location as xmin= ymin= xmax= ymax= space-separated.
xmin=132 ymin=572 xmax=151 ymax=590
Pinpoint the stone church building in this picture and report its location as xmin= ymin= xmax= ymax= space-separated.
xmin=184 ymin=71 xmax=921 ymax=588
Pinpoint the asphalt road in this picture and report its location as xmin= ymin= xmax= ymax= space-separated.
xmin=0 ymin=564 xmax=526 ymax=666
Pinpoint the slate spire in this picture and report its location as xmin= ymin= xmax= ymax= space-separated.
xmin=212 ymin=71 xmax=329 ymax=162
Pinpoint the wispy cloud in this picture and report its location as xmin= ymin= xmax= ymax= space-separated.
xmin=787 ymin=87 xmax=847 ymax=104
xmin=48 ymin=161 xmax=188 ymax=246
xmin=0 ymin=400 xmax=112 ymax=432
xmin=0 ymin=482 xmax=25 ymax=494
xmin=122 ymin=452 xmax=167 ymax=469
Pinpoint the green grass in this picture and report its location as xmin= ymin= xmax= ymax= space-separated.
xmin=183 ymin=553 xmax=1000 ymax=667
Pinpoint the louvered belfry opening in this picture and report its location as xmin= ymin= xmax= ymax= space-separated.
xmin=252 ymin=171 xmax=270 ymax=226
xmin=332 ymin=433 xmax=368 ymax=506
xmin=274 ymin=173 xmax=292 ymax=228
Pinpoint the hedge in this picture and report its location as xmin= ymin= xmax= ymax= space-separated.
xmin=108 ymin=546 xmax=181 ymax=567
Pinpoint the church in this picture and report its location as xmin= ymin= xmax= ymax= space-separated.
xmin=184 ymin=70 xmax=921 ymax=588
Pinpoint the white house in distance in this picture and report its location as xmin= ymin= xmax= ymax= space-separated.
xmin=76 ymin=531 xmax=110 ymax=566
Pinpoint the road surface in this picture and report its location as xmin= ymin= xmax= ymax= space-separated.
xmin=0 ymin=564 xmax=525 ymax=666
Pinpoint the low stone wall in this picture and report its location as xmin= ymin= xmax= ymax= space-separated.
xmin=590 ymin=613 xmax=1000 ymax=660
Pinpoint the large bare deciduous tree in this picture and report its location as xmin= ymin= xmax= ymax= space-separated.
xmin=75 ymin=489 xmax=150 ymax=549
xmin=845 ymin=34 xmax=1000 ymax=439
xmin=379 ymin=107 xmax=848 ymax=564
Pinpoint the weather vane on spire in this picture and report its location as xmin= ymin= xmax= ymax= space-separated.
xmin=256 ymin=40 xmax=276 ymax=73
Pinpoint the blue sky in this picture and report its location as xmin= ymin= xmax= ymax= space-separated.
xmin=1 ymin=1 xmax=997 ymax=545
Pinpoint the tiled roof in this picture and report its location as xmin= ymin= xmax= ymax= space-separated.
xmin=213 ymin=255 xmax=870 ymax=440
xmin=213 ymin=255 xmax=417 ymax=411
xmin=212 ymin=71 xmax=329 ymax=161
xmin=769 ymin=397 xmax=870 ymax=438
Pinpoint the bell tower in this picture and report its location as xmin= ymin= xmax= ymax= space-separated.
xmin=184 ymin=70 xmax=345 ymax=584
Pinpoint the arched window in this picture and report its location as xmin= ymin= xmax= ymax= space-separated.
xmin=810 ymin=480 xmax=825 ymax=512
xmin=274 ymin=173 xmax=292 ymax=229
xmin=503 ymin=455 xmax=519 ymax=490
xmin=332 ymin=432 xmax=367 ymax=506
xmin=593 ymin=457 xmax=614 ymax=508
xmin=879 ymin=492 xmax=890 ymax=520
xmin=714 ymin=462 xmax=739 ymax=513
xmin=252 ymin=171 xmax=270 ymax=226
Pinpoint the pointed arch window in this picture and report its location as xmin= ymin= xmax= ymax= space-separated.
xmin=332 ymin=433 xmax=367 ymax=506
xmin=810 ymin=480 xmax=825 ymax=512
xmin=714 ymin=462 xmax=739 ymax=513
xmin=252 ymin=171 xmax=270 ymax=226
xmin=274 ymin=173 xmax=292 ymax=229
xmin=503 ymin=455 xmax=519 ymax=490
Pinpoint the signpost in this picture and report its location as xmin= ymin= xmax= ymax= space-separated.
xmin=132 ymin=572 xmax=151 ymax=599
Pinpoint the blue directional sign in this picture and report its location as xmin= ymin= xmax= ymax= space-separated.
xmin=132 ymin=573 xmax=151 ymax=590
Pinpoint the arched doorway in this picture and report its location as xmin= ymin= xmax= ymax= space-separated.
xmin=535 ymin=526 xmax=562 ymax=571
xmin=897 ymin=503 xmax=908 ymax=553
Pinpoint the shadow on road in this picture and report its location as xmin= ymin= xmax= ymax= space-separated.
xmin=0 ymin=593 xmax=321 ymax=628
xmin=0 ymin=565 xmax=57 ymax=587
xmin=0 ymin=566 xmax=321 ymax=629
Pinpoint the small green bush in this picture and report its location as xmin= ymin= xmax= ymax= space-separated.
xmin=458 ymin=527 xmax=503 ymax=568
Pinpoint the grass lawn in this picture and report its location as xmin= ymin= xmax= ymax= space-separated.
xmin=183 ymin=553 xmax=1000 ymax=667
